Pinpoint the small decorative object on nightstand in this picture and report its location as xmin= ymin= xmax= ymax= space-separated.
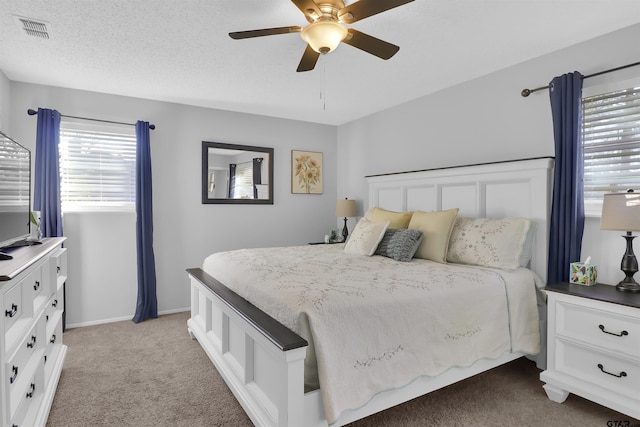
xmin=336 ymin=198 xmax=357 ymax=242
xmin=601 ymin=189 xmax=640 ymax=293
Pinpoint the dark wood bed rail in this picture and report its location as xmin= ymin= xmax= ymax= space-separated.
xmin=187 ymin=268 xmax=308 ymax=352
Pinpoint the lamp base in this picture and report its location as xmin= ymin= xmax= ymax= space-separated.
xmin=342 ymin=217 xmax=349 ymax=242
xmin=617 ymin=233 xmax=639 ymax=293
xmin=616 ymin=279 xmax=640 ymax=293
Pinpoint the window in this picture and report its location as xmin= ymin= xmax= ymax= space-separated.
xmin=582 ymin=85 xmax=640 ymax=216
xmin=232 ymin=162 xmax=254 ymax=199
xmin=59 ymin=121 xmax=136 ymax=212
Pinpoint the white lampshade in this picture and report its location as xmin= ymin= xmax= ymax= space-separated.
xmin=336 ymin=199 xmax=357 ymax=218
xmin=601 ymin=191 xmax=640 ymax=232
xmin=300 ymin=20 xmax=347 ymax=54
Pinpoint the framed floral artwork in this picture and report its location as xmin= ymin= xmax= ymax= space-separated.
xmin=292 ymin=150 xmax=323 ymax=194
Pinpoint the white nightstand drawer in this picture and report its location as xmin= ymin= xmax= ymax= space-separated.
xmin=556 ymin=339 xmax=640 ymax=398
xmin=556 ymin=300 xmax=640 ymax=357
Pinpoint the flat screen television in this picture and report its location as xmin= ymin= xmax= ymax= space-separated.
xmin=0 ymin=131 xmax=31 ymax=260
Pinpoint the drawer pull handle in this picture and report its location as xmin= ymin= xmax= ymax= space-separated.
xmin=26 ymin=382 xmax=35 ymax=398
xmin=5 ymin=304 xmax=18 ymax=318
xmin=52 ymin=299 xmax=58 ymax=308
xmin=33 ymin=280 xmax=40 ymax=291
xmin=597 ymin=363 xmax=627 ymax=378
xmin=9 ymin=365 xmax=18 ymax=384
xmin=50 ymin=334 xmax=56 ymax=344
xmin=26 ymin=335 xmax=36 ymax=349
xmin=57 ymin=266 xmax=61 ymax=273
xmin=44 ymin=355 xmax=47 ymax=364
xmin=599 ymin=324 xmax=629 ymax=337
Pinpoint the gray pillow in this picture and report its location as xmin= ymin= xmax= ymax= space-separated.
xmin=374 ymin=229 xmax=423 ymax=262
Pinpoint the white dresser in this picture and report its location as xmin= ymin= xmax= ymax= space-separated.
xmin=0 ymin=238 xmax=67 ymax=427
xmin=541 ymin=282 xmax=640 ymax=421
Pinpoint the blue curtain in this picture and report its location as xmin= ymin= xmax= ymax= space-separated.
xmin=33 ymin=108 xmax=63 ymax=238
xmin=132 ymin=121 xmax=158 ymax=323
xmin=547 ymin=72 xmax=585 ymax=284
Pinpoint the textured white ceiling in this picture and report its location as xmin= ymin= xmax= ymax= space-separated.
xmin=0 ymin=0 xmax=639 ymax=125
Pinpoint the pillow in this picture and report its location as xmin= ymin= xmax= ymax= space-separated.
xmin=344 ymin=218 xmax=390 ymax=256
xmin=518 ymin=221 xmax=537 ymax=267
xmin=408 ymin=208 xmax=459 ymax=263
xmin=374 ymin=229 xmax=423 ymax=262
xmin=365 ymin=207 xmax=413 ymax=229
xmin=446 ymin=217 xmax=533 ymax=270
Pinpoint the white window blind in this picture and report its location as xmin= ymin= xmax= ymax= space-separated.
xmin=582 ymin=86 xmax=640 ymax=215
xmin=232 ymin=162 xmax=254 ymax=199
xmin=59 ymin=121 xmax=136 ymax=212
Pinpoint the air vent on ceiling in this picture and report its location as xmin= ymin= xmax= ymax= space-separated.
xmin=13 ymin=15 xmax=50 ymax=39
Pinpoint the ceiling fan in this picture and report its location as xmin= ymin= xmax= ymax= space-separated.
xmin=229 ymin=0 xmax=414 ymax=72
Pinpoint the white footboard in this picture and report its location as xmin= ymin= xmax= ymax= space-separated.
xmin=187 ymin=268 xmax=308 ymax=427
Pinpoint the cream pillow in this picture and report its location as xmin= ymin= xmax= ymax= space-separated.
xmin=408 ymin=208 xmax=459 ymax=263
xmin=365 ymin=207 xmax=413 ymax=229
xmin=446 ymin=217 xmax=533 ymax=270
xmin=344 ymin=218 xmax=390 ymax=256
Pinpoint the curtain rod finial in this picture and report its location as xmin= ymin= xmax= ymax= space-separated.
xmin=521 ymin=89 xmax=531 ymax=97
xmin=149 ymin=124 xmax=156 ymax=130
xmin=27 ymin=108 xmax=38 ymax=116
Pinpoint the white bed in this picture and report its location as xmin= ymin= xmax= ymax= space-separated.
xmin=187 ymin=157 xmax=553 ymax=427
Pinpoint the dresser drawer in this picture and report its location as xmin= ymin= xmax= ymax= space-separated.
xmin=4 ymin=280 xmax=24 ymax=333
xmin=555 ymin=300 xmax=640 ymax=357
xmin=9 ymin=364 xmax=43 ymax=427
xmin=29 ymin=266 xmax=43 ymax=299
xmin=44 ymin=317 xmax=63 ymax=386
xmin=5 ymin=314 xmax=45 ymax=391
xmin=555 ymin=339 xmax=640 ymax=398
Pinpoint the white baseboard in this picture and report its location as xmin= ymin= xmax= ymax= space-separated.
xmin=66 ymin=307 xmax=190 ymax=329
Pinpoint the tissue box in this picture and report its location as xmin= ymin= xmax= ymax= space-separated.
xmin=569 ymin=263 xmax=597 ymax=285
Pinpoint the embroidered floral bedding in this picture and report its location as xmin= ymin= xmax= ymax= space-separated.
xmin=202 ymin=244 xmax=541 ymax=423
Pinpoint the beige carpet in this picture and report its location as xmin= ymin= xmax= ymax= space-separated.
xmin=47 ymin=311 xmax=639 ymax=427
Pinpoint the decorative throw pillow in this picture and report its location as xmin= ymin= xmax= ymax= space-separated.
xmin=408 ymin=208 xmax=459 ymax=263
xmin=344 ymin=218 xmax=390 ymax=256
xmin=365 ymin=207 xmax=413 ymax=229
xmin=446 ymin=217 xmax=533 ymax=270
xmin=374 ymin=229 xmax=423 ymax=262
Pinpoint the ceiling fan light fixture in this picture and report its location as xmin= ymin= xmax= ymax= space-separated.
xmin=301 ymin=20 xmax=347 ymax=54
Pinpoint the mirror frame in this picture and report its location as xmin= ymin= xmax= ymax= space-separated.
xmin=201 ymin=141 xmax=274 ymax=205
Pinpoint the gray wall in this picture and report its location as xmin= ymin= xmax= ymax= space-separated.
xmin=337 ymin=23 xmax=640 ymax=286
xmin=8 ymin=82 xmax=337 ymax=326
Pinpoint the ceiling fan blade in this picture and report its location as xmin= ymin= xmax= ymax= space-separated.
xmin=297 ymin=45 xmax=320 ymax=72
xmin=342 ymin=29 xmax=399 ymax=60
xmin=291 ymin=0 xmax=323 ymax=22
xmin=339 ymin=0 xmax=414 ymax=24
xmin=229 ymin=26 xmax=301 ymax=40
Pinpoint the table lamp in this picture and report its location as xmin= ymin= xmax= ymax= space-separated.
xmin=600 ymin=189 xmax=640 ymax=292
xmin=336 ymin=198 xmax=357 ymax=242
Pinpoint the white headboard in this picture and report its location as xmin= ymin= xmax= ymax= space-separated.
xmin=365 ymin=158 xmax=554 ymax=282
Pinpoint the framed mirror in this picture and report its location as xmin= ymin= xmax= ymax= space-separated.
xmin=202 ymin=141 xmax=274 ymax=204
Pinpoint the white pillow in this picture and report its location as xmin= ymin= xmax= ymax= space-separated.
xmin=518 ymin=221 xmax=537 ymax=267
xmin=446 ymin=217 xmax=533 ymax=270
xmin=344 ymin=218 xmax=390 ymax=256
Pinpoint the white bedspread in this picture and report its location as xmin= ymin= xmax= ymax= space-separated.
xmin=202 ymin=244 xmax=541 ymax=423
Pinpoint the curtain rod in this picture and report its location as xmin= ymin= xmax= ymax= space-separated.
xmin=27 ymin=108 xmax=156 ymax=129
xmin=521 ymin=60 xmax=640 ymax=97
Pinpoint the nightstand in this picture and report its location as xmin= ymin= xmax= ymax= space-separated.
xmin=540 ymin=283 xmax=640 ymax=421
